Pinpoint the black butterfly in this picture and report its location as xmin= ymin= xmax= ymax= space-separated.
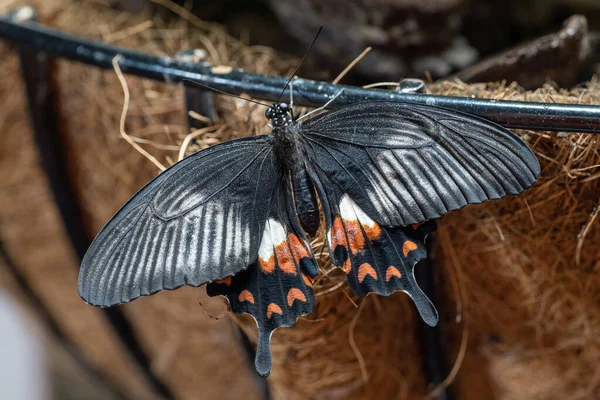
xmin=78 ymin=98 xmax=540 ymax=376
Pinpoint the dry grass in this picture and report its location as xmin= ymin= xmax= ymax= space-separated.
xmin=429 ymin=80 xmax=600 ymax=400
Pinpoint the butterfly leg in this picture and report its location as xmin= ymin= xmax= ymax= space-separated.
xmin=296 ymin=88 xmax=345 ymax=122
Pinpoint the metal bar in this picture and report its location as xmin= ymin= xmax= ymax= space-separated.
xmin=10 ymin=7 xmax=175 ymax=400
xmin=1 ymin=16 xmax=600 ymax=133
xmin=0 ymin=240 xmax=130 ymax=400
xmin=176 ymin=49 xmax=217 ymax=130
xmin=184 ymin=88 xmax=216 ymax=130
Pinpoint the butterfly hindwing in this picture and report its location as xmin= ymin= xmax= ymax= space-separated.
xmin=300 ymin=101 xmax=540 ymax=227
xmin=79 ymin=136 xmax=279 ymax=307
xmin=207 ymin=178 xmax=318 ymax=377
xmin=312 ymin=169 xmax=439 ymax=326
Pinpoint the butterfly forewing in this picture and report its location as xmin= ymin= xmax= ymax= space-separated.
xmin=207 ymin=178 xmax=318 ymax=377
xmin=300 ymin=101 xmax=540 ymax=227
xmin=78 ymin=136 xmax=279 ymax=307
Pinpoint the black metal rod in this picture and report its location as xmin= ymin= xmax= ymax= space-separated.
xmin=176 ymin=49 xmax=217 ymax=131
xmin=184 ymin=88 xmax=216 ymax=130
xmin=11 ymin=8 xmax=175 ymax=400
xmin=1 ymin=15 xmax=600 ymax=133
xmin=0 ymin=240 xmax=130 ymax=400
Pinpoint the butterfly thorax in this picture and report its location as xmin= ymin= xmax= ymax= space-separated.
xmin=266 ymin=103 xmax=304 ymax=172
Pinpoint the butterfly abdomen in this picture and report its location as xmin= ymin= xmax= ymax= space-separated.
xmin=290 ymin=169 xmax=320 ymax=237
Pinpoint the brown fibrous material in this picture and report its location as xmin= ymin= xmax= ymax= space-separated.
xmin=1 ymin=0 xmax=600 ymax=399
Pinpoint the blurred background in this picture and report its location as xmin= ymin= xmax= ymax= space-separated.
xmin=1 ymin=0 xmax=600 ymax=399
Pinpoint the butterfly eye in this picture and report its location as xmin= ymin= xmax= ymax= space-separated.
xmin=265 ymin=107 xmax=273 ymax=119
xmin=280 ymin=103 xmax=289 ymax=111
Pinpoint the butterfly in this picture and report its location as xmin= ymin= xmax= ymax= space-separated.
xmin=78 ymin=97 xmax=540 ymax=377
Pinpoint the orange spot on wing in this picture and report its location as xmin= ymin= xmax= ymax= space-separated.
xmin=363 ymin=222 xmax=381 ymax=241
xmin=358 ymin=263 xmax=378 ymax=283
xmin=330 ymin=217 xmax=347 ymax=250
xmin=259 ymin=255 xmax=275 ymax=273
xmin=238 ymin=290 xmax=255 ymax=304
xmin=287 ymin=288 xmax=307 ymax=306
xmin=288 ymin=234 xmax=310 ymax=264
xmin=344 ymin=220 xmax=365 ymax=254
xmin=302 ymin=274 xmax=313 ymax=287
xmin=274 ymin=241 xmax=296 ymax=275
xmin=216 ymin=277 xmax=231 ymax=286
xmin=403 ymin=240 xmax=418 ymax=256
xmin=411 ymin=222 xmax=423 ymax=230
xmin=267 ymin=303 xmax=283 ymax=319
xmin=385 ymin=266 xmax=402 ymax=282
xmin=343 ymin=259 xmax=351 ymax=274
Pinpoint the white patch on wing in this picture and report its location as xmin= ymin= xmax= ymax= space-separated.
xmin=258 ymin=218 xmax=286 ymax=261
xmin=366 ymin=187 xmax=387 ymax=217
xmin=338 ymin=194 xmax=357 ymax=221
xmin=187 ymin=215 xmax=200 ymax=275
xmin=233 ymin=207 xmax=242 ymax=257
xmin=224 ymin=205 xmax=234 ymax=259
xmin=351 ymin=202 xmax=376 ymax=228
xmin=208 ymin=203 xmax=224 ymax=276
xmin=367 ymin=163 xmax=400 ymax=212
xmin=338 ymin=194 xmax=376 ymax=227
xmin=242 ymin=221 xmax=250 ymax=259
xmin=199 ymin=206 xmax=212 ymax=271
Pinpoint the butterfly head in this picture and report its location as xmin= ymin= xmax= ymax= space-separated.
xmin=265 ymin=103 xmax=293 ymax=129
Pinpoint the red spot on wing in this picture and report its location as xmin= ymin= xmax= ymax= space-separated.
xmin=288 ymin=234 xmax=310 ymax=264
xmin=215 ymin=277 xmax=232 ymax=286
xmin=259 ymin=255 xmax=275 ymax=273
xmin=287 ymin=288 xmax=307 ymax=306
xmin=403 ymin=240 xmax=418 ymax=256
xmin=238 ymin=290 xmax=255 ymax=304
xmin=267 ymin=303 xmax=283 ymax=319
xmin=385 ymin=266 xmax=402 ymax=282
xmin=274 ymin=241 xmax=296 ymax=275
xmin=358 ymin=263 xmax=378 ymax=283
xmin=411 ymin=222 xmax=423 ymax=230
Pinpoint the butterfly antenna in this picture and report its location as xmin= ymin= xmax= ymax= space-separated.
xmin=276 ymin=26 xmax=323 ymax=104
xmin=182 ymin=79 xmax=270 ymax=107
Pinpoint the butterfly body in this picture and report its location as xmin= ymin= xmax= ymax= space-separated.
xmin=268 ymin=102 xmax=300 ymax=168
xmin=267 ymin=102 xmax=322 ymax=235
xmin=79 ymin=98 xmax=540 ymax=377
xmin=290 ymin=168 xmax=320 ymax=236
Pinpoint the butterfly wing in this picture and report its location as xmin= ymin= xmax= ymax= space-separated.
xmin=79 ymin=135 xmax=280 ymax=307
xmin=311 ymin=168 xmax=439 ymax=326
xmin=207 ymin=176 xmax=318 ymax=377
xmin=300 ymin=101 xmax=540 ymax=226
